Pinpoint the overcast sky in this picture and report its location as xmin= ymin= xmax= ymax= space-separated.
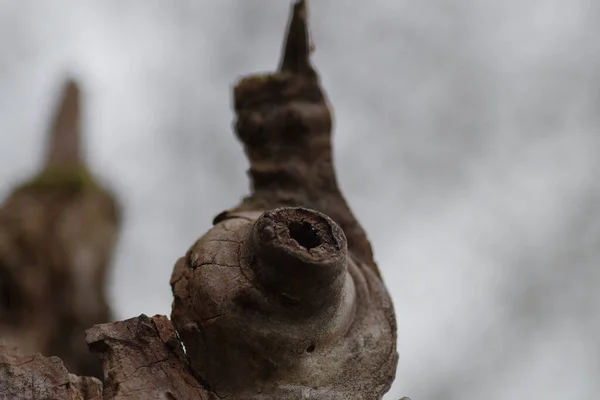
xmin=1 ymin=1 xmax=599 ymax=399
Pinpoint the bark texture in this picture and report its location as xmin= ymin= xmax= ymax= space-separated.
xmin=171 ymin=208 xmax=397 ymax=399
xmin=86 ymin=314 xmax=212 ymax=399
xmin=0 ymin=343 xmax=102 ymax=400
xmin=0 ymin=80 xmax=121 ymax=379
xmin=227 ymin=0 xmax=377 ymax=273
xmin=0 ymin=1 xmax=404 ymax=399
xmin=170 ymin=1 xmax=398 ymax=398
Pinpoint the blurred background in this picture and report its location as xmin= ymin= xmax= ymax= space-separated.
xmin=0 ymin=0 xmax=598 ymax=398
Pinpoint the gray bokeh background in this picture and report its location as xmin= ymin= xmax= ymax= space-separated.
xmin=1 ymin=1 xmax=598 ymax=399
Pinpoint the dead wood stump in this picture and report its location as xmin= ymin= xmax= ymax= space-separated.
xmin=1 ymin=2 xmax=403 ymax=399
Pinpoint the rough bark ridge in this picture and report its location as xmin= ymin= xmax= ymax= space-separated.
xmin=0 ymin=80 xmax=121 ymax=379
xmin=1 ymin=1 xmax=404 ymax=399
xmin=0 ymin=344 xmax=102 ymax=400
xmin=227 ymin=0 xmax=377 ymax=273
xmin=86 ymin=314 xmax=211 ymax=400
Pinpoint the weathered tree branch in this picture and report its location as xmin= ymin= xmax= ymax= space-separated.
xmin=171 ymin=1 xmax=398 ymax=398
xmin=1 ymin=1 xmax=402 ymax=399
xmin=0 ymin=80 xmax=121 ymax=379
xmin=222 ymin=0 xmax=377 ymax=273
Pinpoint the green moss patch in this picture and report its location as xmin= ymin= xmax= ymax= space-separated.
xmin=17 ymin=167 xmax=99 ymax=193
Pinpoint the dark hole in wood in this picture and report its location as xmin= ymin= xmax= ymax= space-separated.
xmin=280 ymin=292 xmax=301 ymax=306
xmin=306 ymin=343 xmax=316 ymax=353
xmin=288 ymin=221 xmax=320 ymax=250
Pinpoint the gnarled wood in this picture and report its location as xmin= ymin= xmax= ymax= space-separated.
xmin=0 ymin=80 xmax=121 ymax=379
xmin=0 ymin=2 xmax=403 ymax=399
xmin=220 ymin=0 xmax=377 ymax=273
xmin=170 ymin=1 xmax=398 ymax=398
xmin=171 ymin=207 xmax=397 ymax=399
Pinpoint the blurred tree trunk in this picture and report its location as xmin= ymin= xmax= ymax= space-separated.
xmin=0 ymin=80 xmax=121 ymax=379
xmin=0 ymin=2 xmax=406 ymax=399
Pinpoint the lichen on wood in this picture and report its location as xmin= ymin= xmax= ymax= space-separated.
xmin=16 ymin=167 xmax=100 ymax=193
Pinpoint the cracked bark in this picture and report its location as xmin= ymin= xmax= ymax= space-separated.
xmin=171 ymin=1 xmax=397 ymax=398
xmin=1 ymin=1 xmax=404 ymax=399
xmin=86 ymin=314 xmax=211 ymax=400
xmin=0 ymin=343 xmax=102 ymax=400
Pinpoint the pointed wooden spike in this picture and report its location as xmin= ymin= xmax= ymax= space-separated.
xmin=278 ymin=0 xmax=314 ymax=75
xmin=45 ymin=80 xmax=82 ymax=168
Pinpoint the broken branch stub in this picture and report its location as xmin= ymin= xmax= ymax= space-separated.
xmin=171 ymin=3 xmax=398 ymax=399
xmin=230 ymin=0 xmax=377 ymax=273
xmin=251 ymin=207 xmax=351 ymax=318
xmin=46 ymin=80 xmax=82 ymax=169
xmin=171 ymin=207 xmax=396 ymax=399
xmin=0 ymin=79 xmax=121 ymax=380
